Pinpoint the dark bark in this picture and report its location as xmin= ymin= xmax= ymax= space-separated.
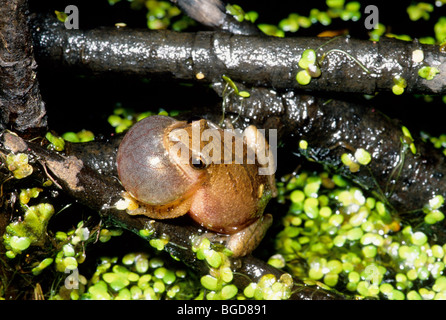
xmin=0 ymin=0 xmax=47 ymax=136
xmin=0 ymin=131 xmax=346 ymax=300
xmin=30 ymin=14 xmax=446 ymax=95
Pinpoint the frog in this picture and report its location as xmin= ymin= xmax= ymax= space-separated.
xmin=116 ymin=115 xmax=277 ymax=256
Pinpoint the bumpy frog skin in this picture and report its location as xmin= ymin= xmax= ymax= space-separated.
xmin=116 ymin=115 xmax=277 ymax=256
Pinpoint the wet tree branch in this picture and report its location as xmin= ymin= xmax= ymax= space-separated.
xmin=30 ymin=14 xmax=446 ymax=95
xmin=0 ymin=0 xmax=47 ymax=136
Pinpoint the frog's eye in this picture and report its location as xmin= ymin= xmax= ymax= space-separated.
xmin=190 ymin=156 xmax=209 ymax=170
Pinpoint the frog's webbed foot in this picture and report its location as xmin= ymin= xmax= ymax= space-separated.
xmin=226 ymin=214 xmax=273 ymax=257
xmin=196 ymin=214 xmax=272 ymax=257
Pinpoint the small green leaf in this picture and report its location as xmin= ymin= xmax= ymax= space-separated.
xmin=393 ymin=75 xmax=407 ymax=87
xmin=354 ymin=148 xmax=372 ymax=165
xmin=243 ymin=283 xmax=257 ymax=298
xmin=221 ymin=284 xmax=238 ymax=300
xmin=341 ymin=153 xmax=354 ymax=166
xmin=392 ymin=84 xmax=404 ymax=95
xmin=54 ymin=10 xmax=68 ymax=23
xmin=279 ymin=17 xmax=299 ymax=33
xmin=46 ymin=132 xmax=65 ymax=151
xmin=245 ymin=11 xmax=258 ymax=23
xmin=238 ymin=90 xmax=250 ymax=98
xmin=296 ymin=70 xmax=312 ymax=85
xmin=222 ymin=75 xmax=239 ymax=94
xmin=407 ymin=3 xmax=433 ymax=21
xmin=205 ymin=250 xmax=222 ymax=268
xmin=6 ymin=153 xmax=33 ymax=179
xmin=267 ymin=254 xmax=286 ymax=269
xmin=149 ymin=238 xmax=166 ymax=251
xmin=200 ymin=275 xmax=219 ymax=291
xmin=298 ymin=49 xmax=317 ymax=69
xmin=418 ymin=66 xmax=440 ymax=80
xmin=429 ymin=195 xmax=444 ymax=210
xmin=401 ymin=126 xmax=413 ymax=139
xmin=63 ymin=256 xmax=78 ymax=270
xmin=258 ymin=24 xmax=285 ymax=37
xmin=62 ymin=132 xmax=80 ymax=143
xmin=326 ymin=0 xmax=345 ymax=9
xmin=32 ymin=258 xmax=54 ymax=275
xmin=303 ymin=197 xmax=319 ymax=219
xmin=77 ymin=130 xmax=95 ymax=142
xmin=19 ymin=188 xmax=42 ymax=205
xmin=9 ymin=236 xmax=31 ymax=252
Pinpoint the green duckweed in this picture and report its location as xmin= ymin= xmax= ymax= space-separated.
xmin=19 ymin=188 xmax=43 ymax=205
xmin=296 ymin=70 xmax=312 ymax=85
xmin=108 ymin=107 xmax=181 ymax=133
xmin=298 ymin=49 xmax=317 ymax=69
xmin=407 ymin=2 xmax=433 ymax=21
xmin=275 ymin=170 xmax=446 ymax=299
xmin=72 ymin=252 xmax=197 ymax=300
xmin=299 ymin=139 xmax=308 ymax=150
xmin=354 ymin=148 xmax=372 ymax=165
xmin=422 ymin=194 xmax=446 ymax=225
xmin=6 ymin=153 xmax=33 ymax=179
xmin=392 ymin=75 xmax=407 ymax=95
xmin=226 ymin=4 xmax=258 ymax=24
xmin=418 ymin=66 xmax=440 ymax=80
xmin=258 ymin=24 xmax=285 ymax=37
xmin=46 ymin=132 xmax=65 ymax=151
xmin=4 ymin=203 xmax=55 ymax=258
xmin=200 ymin=275 xmax=219 ymax=291
xmin=242 ymin=274 xmax=292 ymax=300
xmin=62 ymin=130 xmax=95 ymax=143
xmin=400 ymin=125 xmax=417 ymax=155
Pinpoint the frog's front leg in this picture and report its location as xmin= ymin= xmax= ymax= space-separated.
xmin=226 ymin=214 xmax=273 ymax=257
